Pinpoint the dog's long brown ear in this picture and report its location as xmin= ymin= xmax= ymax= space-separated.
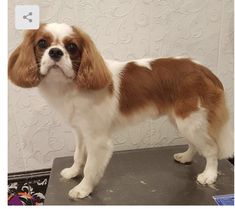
xmin=8 ymin=30 xmax=40 ymax=88
xmin=73 ymin=27 xmax=112 ymax=90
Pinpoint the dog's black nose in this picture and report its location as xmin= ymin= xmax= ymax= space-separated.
xmin=49 ymin=48 xmax=64 ymax=61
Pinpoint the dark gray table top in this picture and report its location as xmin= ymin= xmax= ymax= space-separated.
xmin=45 ymin=145 xmax=234 ymax=205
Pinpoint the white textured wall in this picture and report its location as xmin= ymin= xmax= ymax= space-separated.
xmin=8 ymin=0 xmax=234 ymax=173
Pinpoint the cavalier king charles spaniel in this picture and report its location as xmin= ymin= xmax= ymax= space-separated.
xmin=8 ymin=23 xmax=233 ymax=199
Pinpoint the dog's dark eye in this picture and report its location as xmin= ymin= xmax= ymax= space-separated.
xmin=65 ymin=43 xmax=78 ymax=54
xmin=37 ymin=39 xmax=48 ymax=49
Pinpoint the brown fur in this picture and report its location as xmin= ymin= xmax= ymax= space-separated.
xmin=72 ymin=27 xmax=112 ymax=90
xmin=8 ymin=24 xmax=50 ymax=87
xmin=8 ymin=29 xmax=40 ymax=87
xmin=119 ymin=58 xmax=228 ymax=139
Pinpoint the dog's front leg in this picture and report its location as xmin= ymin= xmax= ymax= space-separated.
xmin=68 ymin=135 xmax=113 ymax=199
xmin=61 ymin=128 xmax=87 ymax=179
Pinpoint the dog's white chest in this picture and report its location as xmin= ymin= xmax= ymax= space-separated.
xmin=38 ymin=69 xmax=78 ymax=122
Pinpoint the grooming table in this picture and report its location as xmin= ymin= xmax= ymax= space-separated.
xmin=44 ymin=145 xmax=234 ymax=205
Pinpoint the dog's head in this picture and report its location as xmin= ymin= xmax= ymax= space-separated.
xmin=8 ymin=23 xmax=111 ymax=89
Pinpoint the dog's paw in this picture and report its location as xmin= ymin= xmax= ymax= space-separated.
xmin=60 ymin=167 xmax=80 ymax=179
xmin=174 ymin=152 xmax=192 ymax=164
xmin=68 ymin=184 xmax=92 ymax=199
xmin=197 ymin=171 xmax=217 ymax=185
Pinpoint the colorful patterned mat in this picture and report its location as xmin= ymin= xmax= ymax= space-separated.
xmin=8 ymin=169 xmax=50 ymax=205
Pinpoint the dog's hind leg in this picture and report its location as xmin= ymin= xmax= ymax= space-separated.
xmin=174 ymin=107 xmax=219 ymax=185
xmin=168 ymin=115 xmax=197 ymax=164
xmin=174 ymin=143 xmax=197 ymax=164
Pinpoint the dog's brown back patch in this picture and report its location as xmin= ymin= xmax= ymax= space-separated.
xmin=119 ymin=58 xmax=224 ymax=120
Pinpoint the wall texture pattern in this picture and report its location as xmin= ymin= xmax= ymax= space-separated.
xmin=8 ymin=0 xmax=233 ymax=172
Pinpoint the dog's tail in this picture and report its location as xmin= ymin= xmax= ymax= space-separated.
xmin=201 ymin=66 xmax=234 ymax=160
xmin=216 ymin=119 xmax=234 ymax=160
xmin=213 ymin=95 xmax=234 ymax=160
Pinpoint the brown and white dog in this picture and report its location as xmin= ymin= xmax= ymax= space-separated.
xmin=8 ymin=23 xmax=233 ymax=199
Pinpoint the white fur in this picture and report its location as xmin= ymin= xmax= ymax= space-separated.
xmin=173 ymin=56 xmax=188 ymax=59
xmin=133 ymin=58 xmax=154 ymax=70
xmin=173 ymin=56 xmax=202 ymax=65
xmin=174 ymin=144 xmax=196 ymax=163
xmin=44 ymin=23 xmax=73 ymax=43
xmin=40 ymin=23 xmax=75 ymax=78
xmin=40 ymin=45 xmax=74 ymax=79
xmin=216 ymin=120 xmax=234 ymax=159
xmin=39 ymin=57 xmax=125 ymax=199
